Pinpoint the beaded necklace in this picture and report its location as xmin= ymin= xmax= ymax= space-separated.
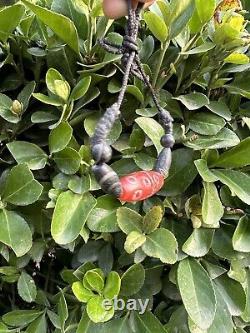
xmin=91 ymin=0 xmax=174 ymax=202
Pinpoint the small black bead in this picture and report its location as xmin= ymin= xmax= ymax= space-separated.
xmin=160 ymin=134 xmax=175 ymax=148
xmin=91 ymin=143 xmax=112 ymax=163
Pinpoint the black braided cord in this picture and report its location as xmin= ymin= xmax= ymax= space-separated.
xmin=91 ymin=0 xmax=174 ymax=198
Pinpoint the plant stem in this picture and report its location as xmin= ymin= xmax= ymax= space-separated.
xmin=152 ymin=40 xmax=169 ymax=88
xmin=159 ymin=33 xmax=200 ymax=89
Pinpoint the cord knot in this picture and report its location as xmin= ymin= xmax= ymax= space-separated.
xmin=122 ymin=35 xmax=138 ymax=53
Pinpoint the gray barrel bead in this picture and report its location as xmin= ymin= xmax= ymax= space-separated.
xmin=92 ymin=163 xmax=121 ymax=197
xmin=154 ymin=148 xmax=172 ymax=177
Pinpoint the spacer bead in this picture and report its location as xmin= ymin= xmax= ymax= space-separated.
xmin=160 ymin=134 xmax=175 ymax=148
xmin=91 ymin=143 xmax=112 ymax=163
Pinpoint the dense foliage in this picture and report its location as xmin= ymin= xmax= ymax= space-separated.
xmin=0 ymin=0 xmax=250 ymax=332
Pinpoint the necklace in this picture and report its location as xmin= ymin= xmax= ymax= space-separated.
xmin=91 ymin=0 xmax=174 ymax=202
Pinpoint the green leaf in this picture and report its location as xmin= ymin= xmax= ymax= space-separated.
xmin=132 ymin=311 xmax=168 ymax=333
xmin=72 ymin=281 xmax=94 ymax=303
xmin=202 ymin=182 xmax=224 ymax=226
xmin=70 ymin=76 xmax=91 ymax=101
xmin=214 ymin=137 xmax=250 ymax=168
xmin=135 ymin=117 xmax=164 ymax=154
xmin=2 ymin=310 xmax=43 ymax=327
xmin=143 ymin=206 xmax=163 ymax=234
xmin=181 ymin=42 xmax=216 ymax=55
xmin=189 ymin=113 xmax=226 ymax=136
xmin=84 ymin=269 xmax=104 ymax=293
xmin=46 ymin=68 xmax=65 ymax=95
xmin=2 ymin=164 xmax=43 ymax=206
xmin=174 ymin=93 xmax=209 ymax=110
xmin=142 ymin=228 xmax=178 ymax=264
xmin=195 ymin=0 xmax=216 ymax=24
xmin=207 ymin=286 xmax=234 ymax=333
xmin=22 ymin=0 xmax=80 ymax=54
xmin=51 ymin=191 xmax=96 ymax=244
xmin=68 ymin=175 xmax=91 ymax=194
xmin=54 ymin=80 xmax=71 ymax=101
xmin=177 ymin=258 xmax=216 ymax=330
xmin=242 ymin=270 xmax=250 ymax=322
xmin=212 ymin=225 xmax=241 ymax=260
xmin=54 ymin=147 xmax=81 ymax=175
xmin=117 ymin=207 xmax=143 ymax=234
xmin=185 ymin=128 xmax=240 ymax=150
xmin=18 ymin=81 xmax=36 ymax=112
xmin=0 ymin=4 xmax=25 ymax=42
xmin=206 ymin=101 xmax=231 ymax=121
xmin=87 ymin=296 xmax=114 ymax=323
xmin=194 ymin=159 xmax=218 ymax=182
xmin=87 ymin=195 xmax=121 ymax=233
xmin=124 ymin=231 xmax=147 ymax=254
xmin=120 ymin=264 xmax=145 ymax=296
xmin=126 ymin=85 xmax=144 ymax=103
xmin=225 ymin=53 xmax=249 ymax=65
xmin=77 ymin=312 xmax=130 ymax=333
xmin=214 ymin=274 xmax=246 ymax=316
xmin=49 ymin=121 xmax=73 ymax=154
xmin=169 ymin=0 xmax=195 ymax=39
xmin=0 ymin=93 xmax=19 ymax=124
xmin=161 ymin=148 xmax=198 ymax=196
xmin=212 ymin=169 xmax=250 ymax=205
xmin=182 ymin=229 xmax=214 ymax=257
xmin=7 ymin=141 xmax=48 ymax=170
xmin=32 ymin=93 xmax=62 ymax=106
xmin=0 ymin=210 xmax=32 ymax=257
xmin=17 ymin=271 xmax=37 ymax=303
xmin=144 ymin=12 xmax=168 ymax=42
xmin=103 ymin=272 xmax=121 ymax=299
xmin=232 ymin=215 xmax=250 ymax=252
xmin=26 ymin=314 xmax=47 ymax=333
xmin=58 ymin=291 xmax=68 ymax=330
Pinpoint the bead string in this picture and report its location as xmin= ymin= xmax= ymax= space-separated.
xmin=91 ymin=0 xmax=175 ymax=198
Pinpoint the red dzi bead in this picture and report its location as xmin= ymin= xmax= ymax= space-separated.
xmin=119 ymin=171 xmax=165 ymax=202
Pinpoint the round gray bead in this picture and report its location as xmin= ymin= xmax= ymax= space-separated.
xmin=91 ymin=143 xmax=112 ymax=163
xmin=160 ymin=134 xmax=175 ymax=148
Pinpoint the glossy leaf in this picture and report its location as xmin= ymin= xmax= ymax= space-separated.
xmin=214 ymin=137 xmax=250 ymax=168
xmin=212 ymin=169 xmax=250 ymax=205
xmin=51 ymin=191 xmax=96 ymax=244
xmin=142 ymin=228 xmax=178 ymax=264
xmin=232 ymin=215 xmax=250 ymax=252
xmin=182 ymin=229 xmax=214 ymax=257
xmin=175 ymin=93 xmax=209 ymax=110
xmin=17 ymin=271 xmax=37 ymax=303
xmin=2 ymin=164 xmax=43 ymax=206
xmin=144 ymin=12 xmax=168 ymax=42
xmin=117 ymin=207 xmax=143 ymax=234
xmin=22 ymin=0 xmax=80 ymax=53
xmin=49 ymin=121 xmax=73 ymax=154
xmin=0 ymin=210 xmax=32 ymax=257
xmin=0 ymin=4 xmax=25 ymax=42
xmin=7 ymin=141 xmax=48 ymax=170
xmin=120 ymin=264 xmax=145 ymax=296
xmin=202 ymin=182 xmax=224 ymax=226
xmin=177 ymin=258 xmax=216 ymax=330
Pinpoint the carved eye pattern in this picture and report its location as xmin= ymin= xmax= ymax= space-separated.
xmin=142 ymin=177 xmax=151 ymax=187
xmin=132 ymin=190 xmax=143 ymax=201
xmin=119 ymin=171 xmax=165 ymax=202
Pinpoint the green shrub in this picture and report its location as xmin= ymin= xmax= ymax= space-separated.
xmin=0 ymin=0 xmax=250 ymax=332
